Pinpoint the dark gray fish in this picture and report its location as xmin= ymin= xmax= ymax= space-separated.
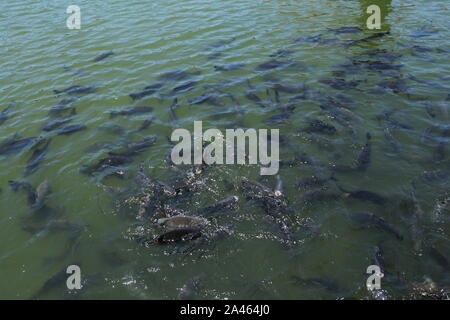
xmin=157 ymin=216 xmax=207 ymax=229
xmin=293 ymin=34 xmax=322 ymax=43
xmin=48 ymin=98 xmax=77 ymax=117
xmin=204 ymin=38 xmax=235 ymax=50
xmin=0 ymin=135 xmax=39 ymax=155
xmin=131 ymin=118 xmax=153 ymax=133
xmin=433 ymin=141 xmax=446 ymax=162
xmin=93 ymin=50 xmax=114 ymax=62
xmin=270 ymin=49 xmax=294 ymax=57
xmin=376 ymin=79 xmax=409 ymax=92
xmin=0 ymin=104 xmax=13 ymax=125
xmin=42 ymin=109 xmax=76 ymax=131
xmin=299 ymin=188 xmax=346 ymax=204
xmin=168 ymin=98 xmax=178 ymax=123
xmin=428 ymin=246 xmax=450 ymax=269
xmin=387 ymin=119 xmax=414 ymax=130
xmin=108 ymin=135 xmax=157 ymax=157
xmin=8 ymin=180 xmax=36 ymax=206
xmin=354 ymin=133 xmax=372 ymax=171
xmin=349 ymin=212 xmax=403 ymax=240
xmin=300 ymin=117 xmax=337 ymax=135
xmin=245 ymin=91 xmax=266 ymax=108
xmin=255 ymin=59 xmax=291 ymax=71
xmin=56 ymin=124 xmax=86 ymax=135
xmin=109 ymin=106 xmax=154 ymax=117
xmin=297 ymin=175 xmax=336 ymax=189
xmin=344 ymin=31 xmax=390 ymax=46
xmin=188 ymin=93 xmax=224 ymax=106
xmin=197 ymin=196 xmax=239 ymax=215
xmin=371 ymin=245 xmax=386 ymax=275
xmin=338 ymin=185 xmax=387 ymax=205
xmin=171 ymin=81 xmax=198 ymax=94
xmin=30 ymin=179 xmax=51 ymax=210
xmin=271 ymin=83 xmax=306 ymax=94
xmin=214 ymin=63 xmax=245 ymax=72
xmin=319 ymin=78 xmax=360 ymax=90
xmin=157 ymin=70 xmax=201 ymax=82
xmin=328 ymin=26 xmax=362 ymax=34
xmin=178 ymin=274 xmax=206 ymax=300
xmin=30 ymin=263 xmax=81 ymax=299
xmin=53 ymin=85 xmax=96 ymax=95
xmin=129 ymin=83 xmax=163 ymax=101
xmin=80 ymin=155 xmax=132 ymax=175
xmin=23 ymin=139 xmax=51 ymax=177
xmin=263 ymin=111 xmax=293 ymax=124
xmin=156 ymin=227 xmax=202 ymax=244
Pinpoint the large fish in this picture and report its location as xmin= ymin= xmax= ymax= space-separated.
xmin=349 ymin=212 xmax=403 ymax=240
xmin=53 ymin=85 xmax=96 ymax=95
xmin=156 ymin=227 xmax=202 ymax=244
xmin=108 ymin=135 xmax=157 ymax=157
xmin=23 ymin=139 xmax=51 ymax=177
xmin=93 ymin=50 xmax=114 ymax=62
xmin=354 ymin=133 xmax=372 ymax=171
xmin=129 ymin=83 xmax=163 ymax=101
xmin=109 ymin=106 xmax=154 ymax=117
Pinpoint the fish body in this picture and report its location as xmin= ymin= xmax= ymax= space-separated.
xmin=156 ymin=227 xmax=202 ymax=244
xmin=109 ymin=106 xmax=154 ymax=117
xmin=93 ymin=50 xmax=114 ymax=62
xmin=197 ymin=196 xmax=239 ymax=215
xmin=31 ymin=179 xmax=51 ymax=210
xmin=56 ymin=124 xmax=86 ymax=135
xmin=129 ymin=83 xmax=163 ymax=100
xmin=54 ymin=85 xmax=96 ymax=95
xmin=354 ymin=133 xmax=372 ymax=171
xmin=349 ymin=212 xmax=403 ymax=240
xmin=80 ymin=155 xmax=132 ymax=175
xmin=157 ymin=216 xmax=208 ymax=229
xmin=42 ymin=112 xmax=75 ymax=131
xmin=108 ymin=135 xmax=157 ymax=157
xmin=23 ymin=139 xmax=51 ymax=176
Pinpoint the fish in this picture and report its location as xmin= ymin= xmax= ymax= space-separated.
xmin=297 ymin=174 xmax=336 ymax=189
xmin=93 ymin=50 xmax=114 ymax=62
xmin=269 ymin=49 xmax=294 ymax=57
xmin=376 ymin=79 xmax=409 ymax=93
xmin=178 ymin=274 xmax=206 ymax=300
xmin=344 ymin=31 xmax=390 ymax=46
xmin=157 ymin=70 xmax=201 ymax=82
xmin=204 ymin=38 xmax=235 ymax=50
xmin=42 ymin=109 xmax=76 ymax=131
xmin=0 ymin=104 xmax=13 ymax=125
xmin=293 ymin=34 xmax=322 ymax=43
xmin=337 ymin=185 xmax=387 ymax=205
xmin=371 ymin=245 xmax=386 ymax=275
xmin=80 ymin=155 xmax=133 ymax=175
xmin=108 ymin=135 xmax=157 ymax=157
xmin=349 ymin=212 xmax=403 ymax=240
xmin=156 ymin=227 xmax=202 ymax=244
xmin=214 ymin=63 xmax=245 ymax=71
xmin=428 ymin=246 xmax=450 ymax=269
xmin=0 ymin=135 xmax=39 ymax=155
xmin=129 ymin=83 xmax=163 ymax=101
xmin=131 ymin=118 xmax=153 ymax=134
xmin=188 ymin=93 xmax=224 ymax=107
xmin=319 ymin=78 xmax=360 ymax=90
xmin=270 ymin=83 xmax=307 ymax=94
xmin=8 ymin=180 xmax=37 ymax=206
xmin=300 ymin=117 xmax=337 ymax=135
xmin=109 ymin=106 xmax=154 ymax=117
xmin=168 ymin=98 xmax=178 ymax=123
xmin=328 ymin=26 xmax=362 ymax=34
xmin=53 ymin=85 xmax=96 ymax=95
xmin=23 ymin=139 xmax=51 ymax=177
xmin=291 ymin=276 xmax=344 ymax=294
xmin=354 ymin=133 xmax=372 ymax=171
xmin=263 ymin=111 xmax=293 ymax=124
xmin=433 ymin=142 xmax=446 ymax=162
xmin=298 ymin=188 xmax=346 ymax=204
xmin=56 ymin=124 xmax=86 ymax=135
xmin=30 ymin=263 xmax=81 ymax=299
xmin=245 ymin=91 xmax=267 ymax=108
xmin=197 ymin=196 xmax=239 ymax=215
xmin=48 ymin=98 xmax=77 ymax=117
xmin=29 ymin=179 xmax=51 ymax=210
xmin=171 ymin=81 xmax=198 ymax=94
xmin=157 ymin=216 xmax=208 ymax=229
xmin=255 ymin=59 xmax=292 ymax=71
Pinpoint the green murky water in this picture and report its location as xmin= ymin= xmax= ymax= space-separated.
xmin=0 ymin=0 xmax=449 ymax=299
